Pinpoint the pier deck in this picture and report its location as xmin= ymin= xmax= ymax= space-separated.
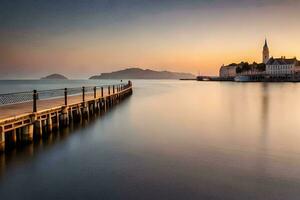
xmin=0 ymin=92 xmax=106 ymax=120
xmin=0 ymin=81 xmax=133 ymax=152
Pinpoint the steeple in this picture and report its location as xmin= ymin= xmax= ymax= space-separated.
xmin=264 ymin=39 xmax=268 ymax=48
xmin=263 ymin=38 xmax=270 ymax=64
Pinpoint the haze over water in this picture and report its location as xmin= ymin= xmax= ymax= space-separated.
xmin=1 ymin=80 xmax=300 ymax=199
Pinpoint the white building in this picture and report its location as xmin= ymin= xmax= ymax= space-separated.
xmin=263 ymin=39 xmax=300 ymax=76
xmin=219 ymin=63 xmax=238 ymax=78
xmin=266 ymin=57 xmax=300 ymax=76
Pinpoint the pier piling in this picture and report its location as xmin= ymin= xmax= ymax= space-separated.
xmin=0 ymin=126 xmax=5 ymax=152
xmin=22 ymin=124 xmax=34 ymax=143
xmin=47 ymin=114 xmax=53 ymax=132
xmin=10 ymin=130 xmax=17 ymax=144
xmin=35 ymin=120 xmax=43 ymax=137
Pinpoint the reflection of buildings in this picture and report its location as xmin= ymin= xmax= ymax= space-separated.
xmin=219 ymin=39 xmax=300 ymax=81
xmin=260 ymin=84 xmax=269 ymax=139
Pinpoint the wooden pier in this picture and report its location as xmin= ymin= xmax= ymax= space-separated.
xmin=0 ymin=81 xmax=133 ymax=152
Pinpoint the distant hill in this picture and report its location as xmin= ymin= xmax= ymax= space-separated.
xmin=89 ymin=68 xmax=195 ymax=80
xmin=41 ymin=74 xmax=68 ymax=80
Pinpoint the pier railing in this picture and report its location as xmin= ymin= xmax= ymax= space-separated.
xmin=0 ymin=82 xmax=131 ymax=112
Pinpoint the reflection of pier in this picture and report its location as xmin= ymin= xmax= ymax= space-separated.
xmin=0 ymin=81 xmax=133 ymax=152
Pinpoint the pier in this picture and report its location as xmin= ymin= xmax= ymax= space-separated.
xmin=196 ymin=76 xmax=229 ymax=81
xmin=0 ymin=81 xmax=133 ymax=152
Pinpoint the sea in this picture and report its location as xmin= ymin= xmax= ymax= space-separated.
xmin=1 ymin=79 xmax=300 ymax=200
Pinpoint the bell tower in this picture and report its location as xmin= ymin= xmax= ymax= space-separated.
xmin=263 ymin=39 xmax=270 ymax=64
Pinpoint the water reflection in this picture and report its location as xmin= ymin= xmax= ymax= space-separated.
xmin=0 ymin=109 xmax=110 ymax=177
xmin=1 ymin=81 xmax=300 ymax=200
xmin=261 ymin=83 xmax=269 ymax=140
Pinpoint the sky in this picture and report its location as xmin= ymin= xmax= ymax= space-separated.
xmin=1 ymin=0 xmax=300 ymax=79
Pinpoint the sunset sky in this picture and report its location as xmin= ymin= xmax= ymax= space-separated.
xmin=1 ymin=0 xmax=300 ymax=79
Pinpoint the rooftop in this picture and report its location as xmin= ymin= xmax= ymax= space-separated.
xmin=266 ymin=57 xmax=300 ymax=65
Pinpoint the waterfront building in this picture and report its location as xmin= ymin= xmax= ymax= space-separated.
xmin=220 ymin=39 xmax=269 ymax=78
xmin=220 ymin=39 xmax=300 ymax=80
xmin=219 ymin=63 xmax=238 ymax=78
xmin=220 ymin=62 xmax=265 ymax=78
xmin=237 ymin=62 xmax=266 ymax=75
xmin=266 ymin=57 xmax=300 ymax=76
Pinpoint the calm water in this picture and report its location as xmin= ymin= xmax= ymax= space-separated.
xmin=1 ymin=80 xmax=300 ymax=200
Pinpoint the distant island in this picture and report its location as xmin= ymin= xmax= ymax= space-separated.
xmin=89 ymin=68 xmax=195 ymax=80
xmin=41 ymin=74 xmax=68 ymax=80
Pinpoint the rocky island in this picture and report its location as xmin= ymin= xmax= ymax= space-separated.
xmin=41 ymin=73 xmax=68 ymax=80
xmin=89 ymin=68 xmax=195 ymax=80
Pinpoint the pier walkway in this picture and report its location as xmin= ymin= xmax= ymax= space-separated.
xmin=0 ymin=81 xmax=133 ymax=152
xmin=0 ymin=91 xmax=105 ymax=120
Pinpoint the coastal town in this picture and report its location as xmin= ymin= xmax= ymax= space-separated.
xmin=218 ymin=39 xmax=300 ymax=82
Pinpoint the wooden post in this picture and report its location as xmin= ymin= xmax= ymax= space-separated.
xmin=83 ymin=104 xmax=89 ymax=120
xmin=94 ymin=86 xmax=97 ymax=99
xmin=33 ymin=90 xmax=37 ymax=112
xmin=10 ymin=129 xmax=17 ymax=144
xmin=61 ymin=106 xmax=69 ymax=126
xmin=42 ymin=120 xmax=47 ymax=132
xmin=129 ymin=80 xmax=132 ymax=94
xmin=0 ymin=126 xmax=5 ymax=152
xmin=64 ymin=88 xmax=68 ymax=106
xmin=56 ymin=112 xmax=60 ymax=129
xmin=22 ymin=124 xmax=33 ymax=143
xmin=69 ymin=108 xmax=74 ymax=122
xmin=82 ymin=87 xmax=85 ymax=102
xmin=113 ymin=85 xmax=115 ymax=94
xmin=103 ymin=99 xmax=106 ymax=112
xmin=105 ymin=98 xmax=108 ymax=110
xmin=76 ymin=106 xmax=82 ymax=122
xmin=89 ymin=103 xmax=93 ymax=115
xmin=96 ymin=100 xmax=100 ymax=114
xmin=47 ymin=114 xmax=53 ymax=132
xmin=35 ymin=120 xmax=43 ymax=137
xmin=101 ymin=87 xmax=104 ymax=97
xmin=108 ymin=86 xmax=111 ymax=107
xmin=16 ymin=128 xmax=22 ymax=143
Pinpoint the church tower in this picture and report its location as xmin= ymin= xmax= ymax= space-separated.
xmin=263 ymin=39 xmax=270 ymax=64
